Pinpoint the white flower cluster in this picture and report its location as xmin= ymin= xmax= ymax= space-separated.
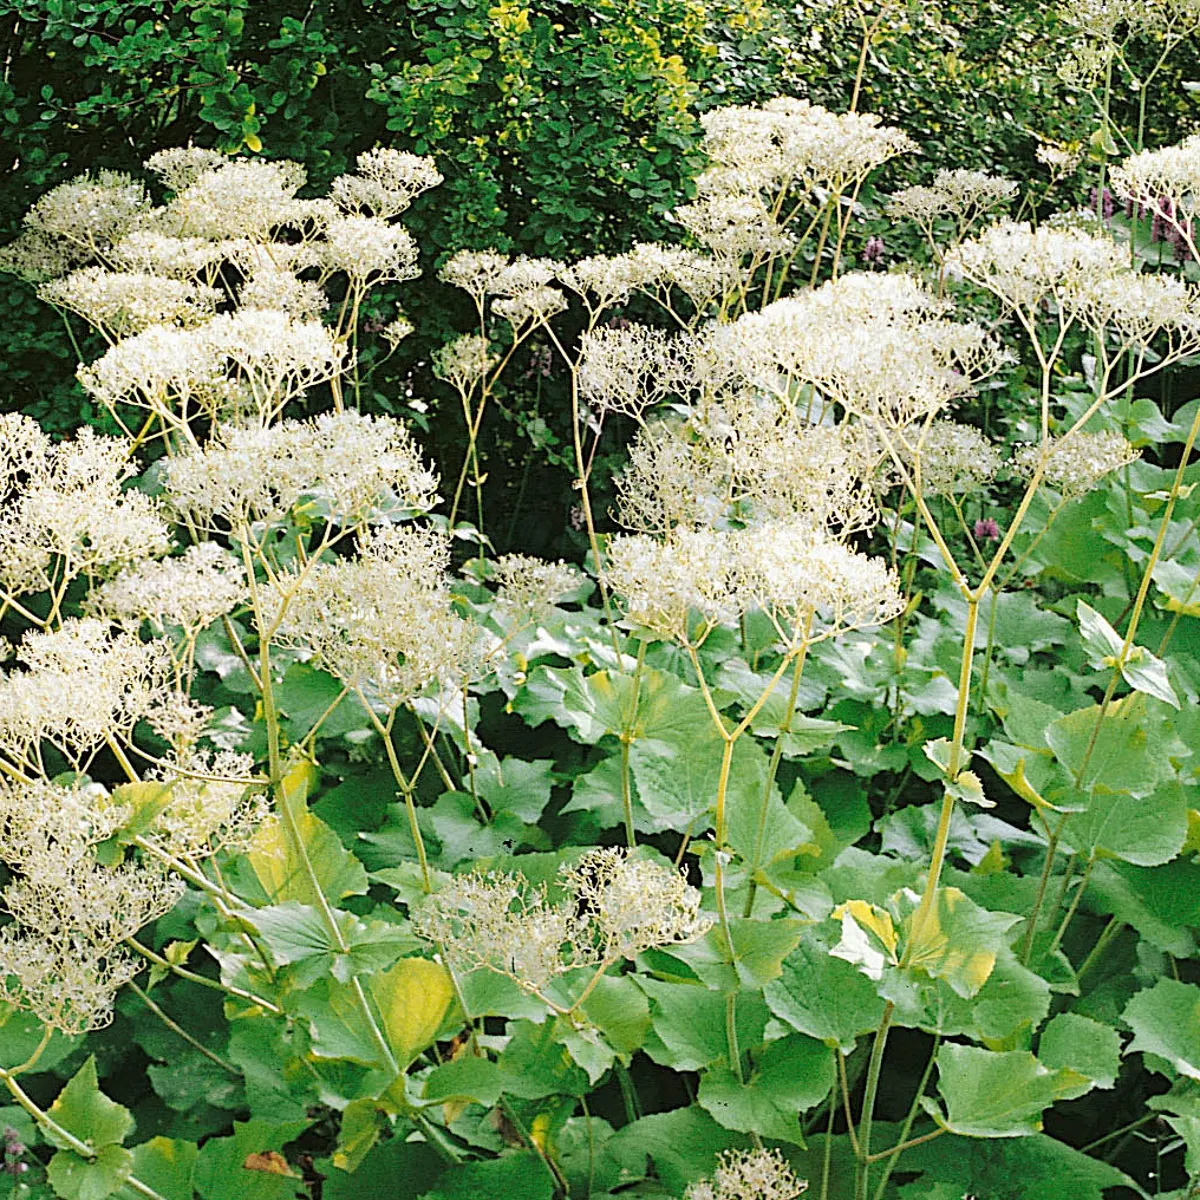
xmin=329 ymin=147 xmax=444 ymax=219
xmin=319 ymin=215 xmax=420 ymax=285
xmin=902 ymin=420 xmax=1002 ymax=494
xmin=0 ymin=170 xmax=151 ymax=280
xmin=684 ymin=1149 xmax=808 ymax=1200
xmin=78 ymin=309 xmax=347 ymax=426
xmin=721 ymin=273 xmax=999 ymax=429
xmin=0 ymin=619 xmax=171 ymax=766
xmin=1012 ymin=429 xmax=1138 ymax=498
xmin=88 ymin=542 xmax=247 ymax=635
xmin=1112 ymin=134 xmax=1200 ymax=217
xmin=672 ymin=192 xmax=794 ymax=263
xmin=433 ymin=333 xmax=499 ymax=392
xmin=163 ymin=410 xmax=438 ymax=529
xmin=0 ymin=415 xmax=169 ymax=597
xmin=889 ymin=169 xmax=1017 ymax=241
xmin=945 ymin=219 xmax=1128 ymax=311
xmin=439 ymin=250 xmax=567 ymax=327
xmin=269 ymin=524 xmax=480 ymax=709
xmin=148 ymin=748 xmax=267 ymax=859
xmin=0 ymin=778 xmax=183 ymax=1033
xmin=491 ymin=554 xmax=582 ymax=620
xmin=39 ymin=267 xmax=221 ymax=338
xmin=414 ymin=849 xmax=712 ymax=996
xmin=606 ymin=520 xmax=903 ymax=647
xmin=577 ymin=324 xmax=693 ymax=420
xmin=699 ymin=98 xmax=917 ymax=196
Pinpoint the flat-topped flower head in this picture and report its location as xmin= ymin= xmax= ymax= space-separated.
xmin=438 ymin=249 xmax=512 ymax=300
xmin=88 ymin=542 xmax=247 ymax=635
xmin=330 ymin=148 xmax=443 ymax=218
xmin=0 ymin=418 xmax=169 ymax=596
xmin=319 ymin=215 xmax=420 ymax=284
xmin=491 ymin=554 xmax=582 ymax=621
xmin=22 ymin=169 xmax=150 ymax=256
xmin=577 ymin=324 xmax=693 ymax=420
xmin=903 ymin=420 xmax=1002 ymax=494
xmin=560 ymin=848 xmax=712 ymax=960
xmin=685 ymin=1148 xmax=808 ymax=1200
xmin=413 ymin=871 xmax=588 ymax=994
xmin=163 ymin=410 xmax=438 ymax=529
xmin=156 ymin=158 xmax=312 ymax=241
xmin=1012 ymin=428 xmax=1138 ymax=498
xmin=0 ymin=619 xmax=171 ymax=763
xmin=433 ymin=333 xmax=498 ymax=392
xmin=39 ymin=268 xmax=220 ymax=338
xmin=671 ymin=192 xmax=793 ymax=261
xmin=269 ymin=524 xmax=480 ymax=708
xmin=144 ymin=147 xmax=228 ymax=193
xmin=605 ymin=528 xmax=744 ymax=642
xmin=1112 ymin=135 xmax=1200 ymax=218
xmin=946 ymin=219 xmax=1128 ymax=311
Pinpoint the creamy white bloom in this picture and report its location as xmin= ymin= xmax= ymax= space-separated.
xmin=438 ymin=248 xmax=511 ymax=299
xmin=89 ymin=542 xmax=247 ymax=634
xmin=433 ymin=333 xmax=498 ymax=391
xmin=577 ymin=324 xmax=692 ymax=419
xmin=164 ymin=410 xmax=439 ymax=528
xmin=319 ymin=215 xmax=420 ymax=284
xmin=330 ymin=148 xmax=443 ymax=218
xmin=0 ymin=417 xmax=169 ymax=595
xmin=685 ymin=1149 xmax=808 ymax=1200
xmin=270 ymin=524 xmax=479 ymax=708
xmin=1112 ymin=134 xmax=1200 ymax=216
xmin=1013 ymin=428 xmax=1138 ymax=498
xmin=22 ymin=169 xmax=149 ymax=254
xmin=144 ymin=146 xmax=228 ymax=193
xmin=0 ymin=619 xmax=171 ymax=762
xmin=902 ymin=420 xmax=1002 ymax=494
xmin=40 ymin=267 xmax=220 ymax=336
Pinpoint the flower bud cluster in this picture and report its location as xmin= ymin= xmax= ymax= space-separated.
xmin=0 ymin=778 xmax=183 ymax=1033
xmin=163 ymin=410 xmax=439 ymax=529
xmin=414 ymin=849 xmax=712 ymax=995
xmin=684 ymin=1149 xmax=808 ymax=1200
xmin=0 ymin=416 xmax=169 ymax=597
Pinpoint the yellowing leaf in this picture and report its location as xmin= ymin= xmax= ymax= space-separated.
xmin=370 ymin=957 xmax=457 ymax=1069
xmin=830 ymin=900 xmax=899 ymax=980
xmin=903 ymin=887 xmax=1020 ymax=999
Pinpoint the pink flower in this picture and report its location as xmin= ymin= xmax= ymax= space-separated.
xmin=974 ymin=517 xmax=1000 ymax=542
xmin=862 ymin=235 xmax=886 ymax=267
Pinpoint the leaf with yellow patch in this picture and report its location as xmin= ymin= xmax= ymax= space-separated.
xmin=902 ymin=887 xmax=1021 ymax=999
xmin=370 ymin=957 xmax=457 ymax=1069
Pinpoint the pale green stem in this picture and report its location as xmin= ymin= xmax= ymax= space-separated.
xmin=128 ymin=982 xmax=240 ymax=1075
xmin=856 ymin=1001 xmax=895 ymax=1200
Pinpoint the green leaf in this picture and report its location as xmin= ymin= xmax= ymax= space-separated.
xmin=679 ymin=918 xmax=807 ymax=991
xmin=698 ymin=1033 xmax=832 ymax=1144
xmin=47 ymin=1058 xmax=134 ymax=1150
xmin=1037 ymin=1013 xmax=1121 ymax=1091
xmin=0 ymin=1005 xmax=79 ymax=1073
xmin=330 ymin=1100 xmax=384 ymax=1173
xmin=247 ymin=766 xmax=368 ymax=903
xmin=923 ymin=1045 xmax=1088 ymax=1137
xmin=322 ymin=1137 xmax=443 ymax=1200
xmin=421 ymin=1056 xmax=504 ymax=1108
xmin=193 ymin=1119 xmax=309 ymax=1200
xmin=1076 ymin=601 xmax=1124 ymax=661
xmin=901 ymin=1130 xmax=1144 ymax=1200
xmin=636 ymin=977 xmax=768 ymax=1072
xmin=47 ymin=1145 xmax=134 ymax=1200
xmin=764 ymin=934 xmax=887 ymax=1054
xmin=1045 ymin=698 xmax=1166 ymax=794
xmin=1063 ymin=780 xmax=1188 ymax=867
xmin=1123 ymin=978 xmax=1200 ymax=1080
xmin=1121 ymin=648 xmax=1180 ymax=708
xmin=418 ymin=1151 xmax=554 ymax=1200
xmin=903 ymin=887 xmax=1022 ymax=999
xmin=580 ymin=974 xmax=650 ymax=1057
xmin=114 ymin=1139 xmax=198 ymax=1200
xmin=247 ymin=902 xmax=415 ymax=986
xmin=603 ymin=1107 xmax=748 ymax=1194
